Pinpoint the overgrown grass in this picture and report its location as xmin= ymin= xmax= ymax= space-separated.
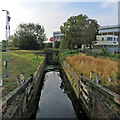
xmin=58 ymin=49 xmax=119 ymax=94
xmin=65 ymin=53 xmax=120 ymax=94
xmin=2 ymin=50 xmax=44 ymax=97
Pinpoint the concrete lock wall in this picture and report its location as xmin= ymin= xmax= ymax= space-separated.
xmin=1 ymin=58 xmax=46 ymax=119
xmin=62 ymin=60 xmax=120 ymax=119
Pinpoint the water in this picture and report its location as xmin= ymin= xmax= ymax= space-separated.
xmin=36 ymin=68 xmax=87 ymax=119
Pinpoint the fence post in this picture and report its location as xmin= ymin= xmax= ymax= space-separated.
xmin=20 ymin=73 xmax=25 ymax=84
xmin=78 ymin=75 xmax=81 ymax=100
xmin=117 ymin=72 xmax=119 ymax=84
xmin=96 ymin=74 xmax=99 ymax=84
xmin=17 ymin=75 xmax=21 ymax=87
xmin=90 ymin=71 xmax=94 ymax=82
xmin=109 ymin=76 xmax=112 ymax=85
xmin=30 ymin=74 xmax=33 ymax=81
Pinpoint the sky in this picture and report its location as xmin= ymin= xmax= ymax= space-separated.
xmin=0 ymin=0 xmax=119 ymax=42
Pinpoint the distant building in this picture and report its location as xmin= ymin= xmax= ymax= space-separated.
xmin=93 ymin=25 xmax=120 ymax=54
xmin=98 ymin=25 xmax=120 ymax=36
xmin=53 ymin=31 xmax=64 ymax=42
xmin=53 ymin=25 xmax=120 ymax=53
xmin=93 ymin=35 xmax=119 ymax=53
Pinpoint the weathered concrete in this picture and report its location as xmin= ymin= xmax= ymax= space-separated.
xmin=1 ymin=58 xmax=46 ymax=119
xmin=62 ymin=60 xmax=120 ymax=119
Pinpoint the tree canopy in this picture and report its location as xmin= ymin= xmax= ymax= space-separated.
xmin=13 ymin=23 xmax=47 ymax=50
xmin=60 ymin=14 xmax=99 ymax=49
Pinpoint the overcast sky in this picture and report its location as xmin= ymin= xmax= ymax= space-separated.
xmin=0 ymin=0 xmax=118 ymax=42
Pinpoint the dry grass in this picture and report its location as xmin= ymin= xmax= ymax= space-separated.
xmin=65 ymin=53 xmax=119 ymax=88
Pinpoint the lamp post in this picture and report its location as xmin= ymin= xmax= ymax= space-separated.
xmin=2 ymin=10 xmax=11 ymax=78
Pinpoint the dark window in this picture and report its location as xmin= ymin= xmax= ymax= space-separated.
xmin=102 ymin=38 xmax=104 ymax=41
xmin=114 ymin=38 xmax=116 ymax=41
xmin=107 ymin=37 xmax=113 ymax=41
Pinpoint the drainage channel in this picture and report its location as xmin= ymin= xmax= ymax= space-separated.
xmin=35 ymin=65 xmax=88 ymax=119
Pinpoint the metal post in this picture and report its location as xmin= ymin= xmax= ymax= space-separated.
xmin=2 ymin=10 xmax=11 ymax=78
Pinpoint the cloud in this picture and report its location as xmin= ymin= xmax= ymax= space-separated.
xmin=101 ymin=0 xmax=118 ymax=8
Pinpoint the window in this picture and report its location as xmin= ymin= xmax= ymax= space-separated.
xmin=102 ymin=38 xmax=104 ymax=41
xmin=54 ymin=36 xmax=57 ymax=40
xmin=107 ymin=37 xmax=113 ymax=41
xmin=114 ymin=38 xmax=116 ymax=41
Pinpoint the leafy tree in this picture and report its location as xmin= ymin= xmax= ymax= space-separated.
xmin=13 ymin=23 xmax=47 ymax=50
xmin=60 ymin=14 xmax=99 ymax=49
xmin=43 ymin=43 xmax=53 ymax=48
xmin=54 ymin=41 xmax=60 ymax=48
xmin=2 ymin=40 xmax=6 ymax=49
xmin=10 ymin=34 xmax=17 ymax=47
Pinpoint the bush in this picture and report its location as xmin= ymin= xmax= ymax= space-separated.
xmin=58 ymin=49 xmax=81 ymax=62
xmin=54 ymin=41 xmax=60 ymax=48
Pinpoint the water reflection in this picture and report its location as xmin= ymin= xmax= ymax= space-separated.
xmin=60 ymin=70 xmax=88 ymax=120
xmin=36 ymin=70 xmax=77 ymax=119
xmin=36 ymin=68 xmax=88 ymax=119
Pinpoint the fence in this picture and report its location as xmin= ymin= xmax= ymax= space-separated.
xmin=62 ymin=60 xmax=120 ymax=119
xmin=1 ymin=58 xmax=46 ymax=119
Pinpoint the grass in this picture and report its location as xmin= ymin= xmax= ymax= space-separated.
xmin=2 ymin=50 xmax=44 ymax=97
xmin=65 ymin=53 xmax=120 ymax=94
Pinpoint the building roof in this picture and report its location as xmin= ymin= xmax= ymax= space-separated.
xmin=53 ymin=31 xmax=64 ymax=36
xmin=99 ymin=25 xmax=120 ymax=30
xmin=98 ymin=25 xmax=120 ymax=34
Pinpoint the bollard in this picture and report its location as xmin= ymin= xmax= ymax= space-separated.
xmin=96 ymin=74 xmax=99 ymax=84
xmin=17 ymin=75 xmax=21 ymax=87
xmin=90 ymin=71 xmax=94 ymax=82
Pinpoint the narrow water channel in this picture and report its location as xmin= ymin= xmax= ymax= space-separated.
xmin=35 ymin=67 xmax=87 ymax=119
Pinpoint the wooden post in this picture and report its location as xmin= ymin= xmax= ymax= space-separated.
xmin=117 ymin=72 xmax=119 ymax=83
xmin=37 ymin=55 xmax=38 ymax=60
xmin=17 ymin=75 xmax=21 ymax=87
xmin=20 ymin=73 xmax=25 ymax=84
xmin=30 ymin=74 xmax=33 ymax=80
xmin=78 ymin=76 xmax=80 ymax=99
xmin=109 ymin=76 xmax=112 ymax=85
xmin=81 ymin=73 xmax=84 ymax=82
xmin=96 ymin=74 xmax=99 ymax=84
xmin=90 ymin=71 xmax=94 ymax=82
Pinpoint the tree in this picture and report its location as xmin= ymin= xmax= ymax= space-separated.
xmin=54 ymin=41 xmax=60 ymax=48
xmin=13 ymin=23 xmax=47 ymax=50
xmin=2 ymin=40 xmax=6 ymax=49
xmin=60 ymin=14 xmax=99 ymax=49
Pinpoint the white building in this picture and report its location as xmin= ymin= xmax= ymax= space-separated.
xmin=53 ymin=31 xmax=64 ymax=42
xmin=98 ymin=25 xmax=120 ymax=36
xmin=93 ymin=25 xmax=120 ymax=53
xmin=93 ymin=35 xmax=119 ymax=53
